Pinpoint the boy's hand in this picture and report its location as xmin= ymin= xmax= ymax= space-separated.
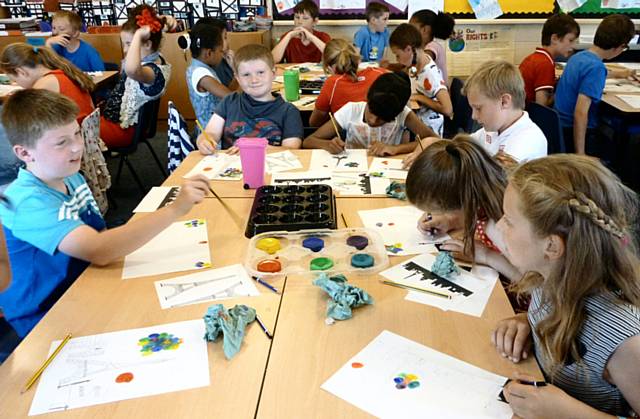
xmin=172 ymin=175 xmax=209 ymax=216
xmin=324 ymin=136 xmax=346 ymax=154
xmin=196 ymin=134 xmax=218 ymax=155
xmin=47 ymin=34 xmax=70 ymax=47
xmin=369 ymin=141 xmax=396 ymax=156
xmin=492 ymin=313 xmax=532 ymax=363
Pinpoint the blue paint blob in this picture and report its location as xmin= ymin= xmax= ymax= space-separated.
xmin=408 ymin=381 xmax=420 ymax=389
xmin=393 ymin=377 xmax=404 ymax=384
xmin=351 ymin=253 xmax=374 ymax=268
xmin=302 ymin=237 xmax=325 ymax=252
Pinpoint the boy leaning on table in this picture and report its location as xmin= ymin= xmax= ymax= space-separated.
xmin=0 ymin=89 xmax=209 ymax=338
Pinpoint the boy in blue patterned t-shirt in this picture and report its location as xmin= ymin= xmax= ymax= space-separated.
xmin=353 ymin=2 xmax=390 ymax=63
xmin=0 ymin=90 xmax=210 ymax=337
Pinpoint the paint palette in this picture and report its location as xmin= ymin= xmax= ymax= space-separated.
xmin=244 ymin=227 xmax=389 ymax=277
xmin=245 ymin=184 xmax=338 ymax=238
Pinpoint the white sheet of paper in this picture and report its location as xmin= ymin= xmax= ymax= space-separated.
xmin=133 ymin=186 xmax=180 ymax=213
xmin=605 ymin=79 xmax=640 ymax=93
xmin=368 ymin=157 xmax=408 ymax=180
xmin=358 ymin=206 xmax=447 ymax=256
xmin=618 ymin=62 xmax=640 ymax=71
xmin=321 ymin=330 xmax=511 ymax=419
xmin=0 ymin=84 xmax=22 ymax=95
xmin=265 ymin=150 xmax=303 ymax=173
xmin=310 ymin=149 xmax=369 ymax=173
xmin=409 ymin=0 xmax=443 ymax=17
xmin=403 ymin=262 xmax=499 ymax=317
xmin=183 ymin=154 xmax=243 ymax=181
xmin=122 ymin=219 xmax=211 ymax=279
xmin=271 ymin=170 xmax=333 ymax=185
xmin=154 ymin=264 xmax=260 ymax=309
xmin=385 ymin=0 xmax=408 ymax=10
xmin=275 ymin=0 xmax=298 ymax=11
xmin=330 ymin=172 xmax=390 ymax=196
xmin=29 ymin=320 xmax=209 ymax=416
xmin=602 ymin=0 xmax=640 ymax=8
xmin=557 ymin=0 xmax=587 ymax=11
xmin=617 ymin=94 xmax=640 ymax=108
xmin=320 ymin=0 xmax=366 ymax=9
xmin=468 ymin=0 xmax=502 ymax=19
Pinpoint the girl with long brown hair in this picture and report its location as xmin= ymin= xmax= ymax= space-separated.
xmin=0 ymin=42 xmax=95 ymax=122
xmin=494 ymin=154 xmax=640 ymax=417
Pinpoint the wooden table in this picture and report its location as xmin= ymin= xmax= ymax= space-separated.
xmin=0 ymin=154 xmax=541 ymax=418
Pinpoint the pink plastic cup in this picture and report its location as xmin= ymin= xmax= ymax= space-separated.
xmin=237 ymin=137 xmax=268 ymax=189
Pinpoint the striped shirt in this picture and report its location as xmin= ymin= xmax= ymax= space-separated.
xmin=529 ymin=287 xmax=640 ymax=416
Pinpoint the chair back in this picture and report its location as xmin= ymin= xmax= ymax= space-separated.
xmin=450 ymin=77 xmax=474 ymax=135
xmin=80 ymin=108 xmax=111 ymax=214
xmin=525 ymin=102 xmax=565 ymax=154
xmin=167 ymin=101 xmax=195 ymax=173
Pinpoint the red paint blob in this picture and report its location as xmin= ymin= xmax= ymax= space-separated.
xmin=203 ymin=167 xmax=213 ymax=171
xmin=116 ymin=372 xmax=134 ymax=383
xmin=388 ymin=222 xmax=395 ymax=226
xmin=257 ymin=259 xmax=282 ymax=273
xmin=351 ymin=362 xmax=364 ymax=368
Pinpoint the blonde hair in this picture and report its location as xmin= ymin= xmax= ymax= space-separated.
xmin=406 ymin=134 xmax=507 ymax=256
xmin=322 ymin=39 xmax=360 ymax=81
xmin=0 ymin=43 xmax=95 ymax=92
xmin=462 ymin=59 xmax=525 ymax=110
xmin=52 ymin=10 xmax=82 ymax=32
xmin=234 ymin=44 xmax=274 ymax=72
xmin=510 ymin=154 xmax=640 ymax=372
xmin=2 ymin=89 xmax=79 ymax=149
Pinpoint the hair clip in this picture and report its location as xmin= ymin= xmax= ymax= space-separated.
xmin=33 ymin=46 xmax=39 ymax=54
xmin=136 ymin=9 xmax=162 ymax=33
xmin=620 ymin=234 xmax=630 ymax=247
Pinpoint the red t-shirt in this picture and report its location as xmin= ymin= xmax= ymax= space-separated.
xmin=45 ymin=69 xmax=94 ymax=123
xmin=519 ymin=48 xmax=556 ymax=103
xmin=315 ymin=67 xmax=388 ymax=114
xmin=283 ymin=29 xmax=331 ymax=63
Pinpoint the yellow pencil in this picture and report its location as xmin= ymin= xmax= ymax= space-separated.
xmin=328 ymin=112 xmax=343 ymax=142
xmin=382 ymin=280 xmax=452 ymax=299
xmin=195 ymin=119 xmax=217 ymax=152
xmin=21 ymin=333 xmax=72 ymax=393
xmin=416 ymin=134 xmax=424 ymax=152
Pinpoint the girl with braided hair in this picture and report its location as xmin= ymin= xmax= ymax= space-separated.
xmin=493 ymin=154 xmax=640 ymax=418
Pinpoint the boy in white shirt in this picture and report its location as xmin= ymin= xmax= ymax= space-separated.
xmin=303 ymin=72 xmax=436 ymax=156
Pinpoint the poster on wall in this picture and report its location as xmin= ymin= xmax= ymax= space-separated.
xmin=602 ymin=0 xmax=640 ymax=7
xmin=446 ymin=26 xmax=514 ymax=77
xmin=557 ymin=0 xmax=588 ymax=11
xmin=468 ymin=0 xmax=503 ymax=18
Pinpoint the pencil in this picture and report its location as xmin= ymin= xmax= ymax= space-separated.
xmin=255 ymin=314 xmax=273 ymax=339
xmin=416 ymin=134 xmax=424 ymax=152
xmin=207 ymin=185 xmax=244 ymax=230
xmin=22 ymin=333 xmax=72 ymax=393
xmin=328 ymin=112 xmax=343 ymax=142
xmin=340 ymin=212 xmax=348 ymax=228
xmin=195 ymin=119 xmax=216 ymax=152
xmin=382 ymin=280 xmax=452 ymax=299
xmin=253 ymin=276 xmax=280 ymax=294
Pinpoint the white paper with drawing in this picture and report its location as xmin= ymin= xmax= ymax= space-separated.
xmin=265 ymin=150 xmax=303 ymax=173
xmin=468 ymin=0 xmax=503 ymax=19
xmin=368 ymin=157 xmax=408 ymax=180
xmin=380 ymin=252 xmax=496 ymax=316
xmin=184 ymin=154 xmax=242 ymax=180
xmin=358 ymin=206 xmax=447 ymax=256
xmin=28 ymin=320 xmax=209 ymax=416
xmin=310 ymin=149 xmax=369 ymax=172
xmin=321 ymin=330 xmax=511 ymax=419
xmin=154 ymin=264 xmax=260 ymax=309
xmin=319 ymin=0 xmax=365 ymax=9
xmin=557 ymin=0 xmax=586 ymax=12
xmin=271 ymin=170 xmax=332 ymax=185
xmin=133 ymin=186 xmax=180 ymax=213
xmin=331 ymin=172 xmax=389 ymax=196
xmin=122 ymin=219 xmax=211 ymax=279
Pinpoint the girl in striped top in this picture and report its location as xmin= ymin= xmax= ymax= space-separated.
xmin=494 ymin=154 xmax=640 ymax=418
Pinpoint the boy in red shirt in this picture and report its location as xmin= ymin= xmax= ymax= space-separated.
xmin=272 ymin=0 xmax=330 ymax=63
xmin=519 ymin=14 xmax=580 ymax=106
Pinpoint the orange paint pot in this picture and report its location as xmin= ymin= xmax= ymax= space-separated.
xmin=257 ymin=259 xmax=282 ymax=273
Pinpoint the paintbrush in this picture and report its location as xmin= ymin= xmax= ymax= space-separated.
xmin=416 ymin=134 xmax=424 ymax=152
xmin=328 ymin=112 xmax=344 ymax=144
xmin=207 ymin=185 xmax=244 ymax=230
xmin=195 ymin=119 xmax=217 ymax=153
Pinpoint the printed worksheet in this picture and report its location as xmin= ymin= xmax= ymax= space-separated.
xmin=310 ymin=149 xmax=369 ymax=173
xmin=184 ymin=154 xmax=242 ymax=180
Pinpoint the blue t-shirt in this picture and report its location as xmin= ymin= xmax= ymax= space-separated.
xmin=0 ymin=169 xmax=105 ymax=337
xmin=52 ymin=39 xmax=105 ymax=72
xmin=214 ymin=92 xmax=304 ymax=149
xmin=353 ymin=26 xmax=389 ymax=63
xmin=554 ymin=50 xmax=607 ymax=129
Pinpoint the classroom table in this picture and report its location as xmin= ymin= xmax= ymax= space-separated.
xmin=0 ymin=153 xmax=541 ymax=418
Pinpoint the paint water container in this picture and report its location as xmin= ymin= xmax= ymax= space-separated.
xmin=237 ymin=137 xmax=268 ymax=189
xmin=283 ymin=69 xmax=300 ymax=102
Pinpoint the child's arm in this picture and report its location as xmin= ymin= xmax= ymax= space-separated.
xmin=58 ymin=176 xmax=209 ymax=266
xmin=492 ymin=313 xmax=532 ymax=363
xmin=606 ymin=335 xmax=640 ymax=414
xmin=45 ymin=34 xmax=70 ymax=49
xmin=573 ymin=93 xmax=591 ymax=155
xmin=303 ymin=120 xmax=345 ymax=154
xmin=198 ymin=75 xmax=233 ymax=99
xmin=33 ymin=75 xmax=60 ymax=94
xmin=196 ymin=114 xmax=225 ymax=155
xmin=124 ymin=26 xmax=157 ymax=84
xmin=282 ymin=137 xmax=302 ymax=149
xmin=0 ymin=224 xmax=10 ymax=292
xmin=272 ymin=31 xmax=295 ymax=63
xmin=412 ymin=89 xmax=453 ymax=118
xmin=309 ymin=109 xmax=329 ymax=127
xmin=535 ymin=89 xmax=553 ymax=107
xmin=298 ymin=27 xmax=328 ymax=54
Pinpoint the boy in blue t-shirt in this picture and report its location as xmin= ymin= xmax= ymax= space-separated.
xmin=353 ymin=2 xmax=390 ymax=63
xmin=196 ymin=44 xmax=303 ymax=153
xmin=555 ymin=14 xmax=635 ymax=155
xmin=45 ymin=10 xmax=105 ymax=72
xmin=0 ymin=89 xmax=210 ymax=337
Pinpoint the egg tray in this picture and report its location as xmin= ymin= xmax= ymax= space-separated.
xmin=244 ymin=227 xmax=390 ymax=277
xmin=245 ymin=184 xmax=337 ymax=238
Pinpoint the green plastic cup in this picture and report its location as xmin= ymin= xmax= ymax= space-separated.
xmin=283 ymin=69 xmax=300 ymax=102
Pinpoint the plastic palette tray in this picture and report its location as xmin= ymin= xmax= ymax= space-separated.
xmin=244 ymin=227 xmax=390 ymax=277
xmin=245 ymin=184 xmax=337 ymax=238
